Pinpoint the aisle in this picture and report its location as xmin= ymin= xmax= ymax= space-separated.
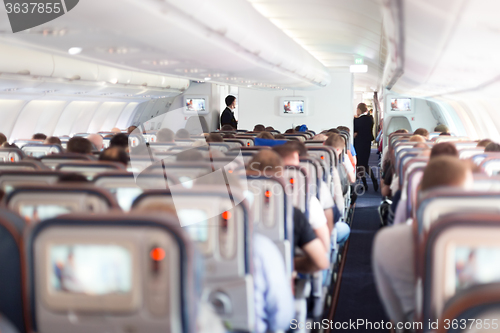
xmin=332 ymin=150 xmax=388 ymax=332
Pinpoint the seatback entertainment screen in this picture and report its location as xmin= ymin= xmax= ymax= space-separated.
xmin=185 ymin=98 xmax=206 ymax=113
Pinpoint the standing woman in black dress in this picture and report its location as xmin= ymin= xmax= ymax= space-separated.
xmin=353 ymin=103 xmax=379 ymax=191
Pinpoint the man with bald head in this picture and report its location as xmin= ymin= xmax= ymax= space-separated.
xmin=373 ymin=156 xmax=473 ymax=326
xmin=87 ymin=133 xmax=103 ymax=151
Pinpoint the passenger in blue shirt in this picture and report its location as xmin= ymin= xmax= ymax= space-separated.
xmin=253 ymin=233 xmax=295 ymax=333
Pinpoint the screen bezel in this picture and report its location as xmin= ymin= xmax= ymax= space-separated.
xmin=279 ymin=96 xmax=308 ymax=117
xmin=36 ymin=228 xmax=141 ymax=313
xmin=183 ymin=95 xmax=209 ymax=115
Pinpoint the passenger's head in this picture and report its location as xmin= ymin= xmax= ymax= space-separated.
xmin=156 ymin=128 xmax=175 ymax=143
xmin=274 ymin=134 xmax=286 ymax=140
xmin=393 ymin=129 xmax=409 ymax=134
xmin=221 ymin=124 xmax=235 ymax=132
xmin=176 ymin=149 xmax=204 ymax=162
xmin=272 ymin=144 xmax=300 ymax=166
xmin=477 ymin=139 xmax=493 ymax=148
xmin=327 ymin=128 xmax=341 ymax=134
xmin=111 ymin=127 xmax=122 ymax=134
xmin=324 ymin=134 xmax=345 ymax=156
xmin=32 ymin=133 xmax=47 ymax=140
xmin=313 ymin=134 xmax=328 ymax=141
xmin=439 ymin=132 xmax=451 ymax=136
xmin=206 ymin=133 xmax=224 ymax=143
xmin=109 ymin=133 xmax=129 ymax=149
xmin=99 ymin=147 xmax=129 ymax=166
xmin=430 ymin=142 xmax=458 ymax=159
xmin=409 ymin=135 xmax=426 ymax=143
xmin=2 ymin=142 xmax=18 ymax=149
xmin=413 ymin=142 xmax=429 ymax=149
xmin=175 ymin=129 xmax=190 ymax=140
xmin=256 ymin=132 xmax=274 ymax=140
xmin=284 ymin=128 xmax=295 ymax=134
xmin=58 ymin=173 xmax=89 ymax=183
xmin=127 ymin=126 xmax=138 ymax=134
xmin=284 ymin=140 xmax=307 ymax=157
xmin=225 ymin=95 xmax=236 ymax=108
xmin=337 ymin=126 xmax=350 ymax=133
xmin=253 ymin=124 xmax=265 ymax=132
xmin=356 ymin=103 xmax=368 ymax=116
xmin=87 ymin=133 xmax=103 ymax=150
xmin=223 ymin=133 xmax=236 ymax=138
xmin=434 ymin=124 xmax=449 ymax=134
xmin=265 ymin=126 xmax=275 ymax=132
xmin=43 ymin=136 xmax=62 ymax=146
xmin=248 ymin=150 xmax=282 ymax=175
xmin=0 ymin=133 xmax=7 ymax=145
xmin=67 ymin=137 xmax=92 ymax=154
xmin=421 ymin=156 xmax=473 ymax=192
xmin=414 ymin=128 xmax=429 ymax=139
xmin=485 ymin=142 xmax=500 ymax=152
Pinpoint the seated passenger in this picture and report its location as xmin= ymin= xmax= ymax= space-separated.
xmin=87 ymin=133 xmax=103 ymax=150
xmin=156 ymin=128 xmax=175 ymax=143
xmin=253 ymin=124 xmax=265 ymax=132
xmin=205 ymin=133 xmax=223 ymax=143
xmin=109 ymin=133 xmax=129 ymax=152
xmin=176 ymin=149 xmax=204 ymax=162
xmin=337 ymin=126 xmax=357 ymax=166
xmin=175 ymin=129 xmax=190 ymax=140
xmin=99 ymin=147 xmax=129 ymax=166
xmin=0 ymin=133 xmax=6 ymax=145
xmin=324 ymin=134 xmax=356 ymax=184
xmin=373 ymin=156 xmax=473 ymax=325
xmin=32 ymin=133 xmax=47 ymax=140
xmin=43 ymin=136 xmax=62 ymax=146
xmin=476 ymin=139 xmax=493 ymax=148
xmin=58 ymin=173 xmax=89 ymax=183
xmin=248 ymin=150 xmax=329 ymax=273
xmin=127 ymin=126 xmax=138 ymax=134
xmin=485 ymin=142 xmax=500 ymax=152
xmin=111 ymin=127 xmax=121 ymax=134
xmin=413 ymin=128 xmax=430 ymax=139
xmin=256 ymin=132 xmax=274 ymax=140
xmin=66 ymin=137 xmax=92 ymax=155
xmin=434 ymin=124 xmax=450 ymax=134
xmin=220 ymin=124 xmax=235 ymax=132
xmin=408 ymin=135 xmax=425 ymax=143
xmin=265 ymin=126 xmax=275 ymax=132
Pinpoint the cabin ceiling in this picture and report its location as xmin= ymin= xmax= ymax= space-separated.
xmin=0 ymin=0 xmax=384 ymax=92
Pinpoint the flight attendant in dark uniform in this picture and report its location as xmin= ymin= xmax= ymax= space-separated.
xmin=354 ymin=103 xmax=378 ymax=191
xmin=220 ymin=95 xmax=238 ymax=130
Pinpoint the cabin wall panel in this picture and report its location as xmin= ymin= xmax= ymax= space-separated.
xmin=87 ymin=102 xmax=128 ymax=133
xmin=53 ymin=101 xmax=102 ymax=136
xmin=10 ymin=100 xmax=68 ymax=139
xmin=0 ymin=100 xmax=29 ymax=139
xmin=238 ymin=70 xmax=354 ymax=134
xmin=115 ymin=103 xmax=140 ymax=129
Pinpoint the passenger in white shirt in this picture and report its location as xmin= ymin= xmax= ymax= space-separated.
xmin=324 ymin=134 xmax=356 ymax=184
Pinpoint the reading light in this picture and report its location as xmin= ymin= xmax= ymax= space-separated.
xmin=150 ymin=247 xmax=166 ymax=261
xmin=204 ymin=77 xmax=211 ymax=81
xmin=68 ymin=47 xmax=82 ymax=55
xmin=350 ymin=65 xmax=368 ymax=73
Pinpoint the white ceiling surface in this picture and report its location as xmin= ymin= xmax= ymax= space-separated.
xmin=0 ymin=0 xmax=331 ymax=90
xmin=389 ymin=0 xmax=500 ymax=97
xmin=247 ymin=0 xmax=384 ymax=91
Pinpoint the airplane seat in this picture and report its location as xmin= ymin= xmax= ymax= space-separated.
xmin=472 ymin=175 xmax=500 ymax=192
xmin=234 ymin=136 xmax=255 ymax=147
xmin=283 ymin=165 xmax=309 ymax=217
xmin=385 ymin=117 xmax=412 ymax=140
xmin=0 ymin=314 xmax=20 ymax=333
xmin=148 ymin=143 xmax=178 ymax=153
xmin=26 ymin=212 xmax=197 ymax=333
xmin=175 ymin=139 xmax=196 ymax=146
xmin=40 ymin=153 xmax=96 ymax=170
xmin=405 ymin=166 xmax=425 ymax=221
xmin=459 ymin=148 xmax=485 ymax=160
xmin=455 ymin=141 xmax=481 ymax=150
xmin=21 ymin=144 xmax=63 ymax=158
xmin=12 ymin=140 xmax=42 ymax=149
xmin=141 ymin=162 xmax=214 ymax=188
xmin=245 ymin=173 xmax=293 ymax=277
xmin=299 ymin=157 xmax=322 ymax=199
xmin=304 ymin=140 xmax=326 ymax=146
xmin=0 ymin=170 xmax=65 ymax=195
xmin=434 ymin=136 xmax=470 ymax=144
xmin=0 ymin=160 xmax=48 ymax=171
xmin=0 ymin=208 xmax=29 ymax=333
xmin=6 ymin=185 xmax=120 ymax=224
xmin=283 ymin=133 xmax=307 ymax=142
xmin=132 ymin=186 xmax=255 ymax=332
xmin=55 ymin=161 xmax=125 ymax=180
xmin=0 ymin=148 xmax=24 ymax=163
xmin=223 ymin=138 xmax=245 ymax=147
xmin=438 ymin=283 xmax=500 ymax=333
xmin=420 ymin=212 xmax=500 ymax=327
xmin=399 ymin=157 xmax=428 ymax=189
xmin=185 ymin=115 xmax=209 ymax=135
xmin=480 ymin=156 xmax=500 ymax=176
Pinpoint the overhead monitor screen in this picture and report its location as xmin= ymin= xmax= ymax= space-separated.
xmin=50 ymin=244 xmax=132 ymax=295
xmin=454 ymin=246 xmax=500 ymax=292
xmin=185 ymin=98 xmax=206 ymax=113
xmin=390 ymin=98 xmax=412 ymax=112
xmin=19 ymin=204 xmax=72 ymax=222
xmin=283 ymin=100 xmax=304 ymax=114
xmin=179 ymin=209 xmax=209 ymax=242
